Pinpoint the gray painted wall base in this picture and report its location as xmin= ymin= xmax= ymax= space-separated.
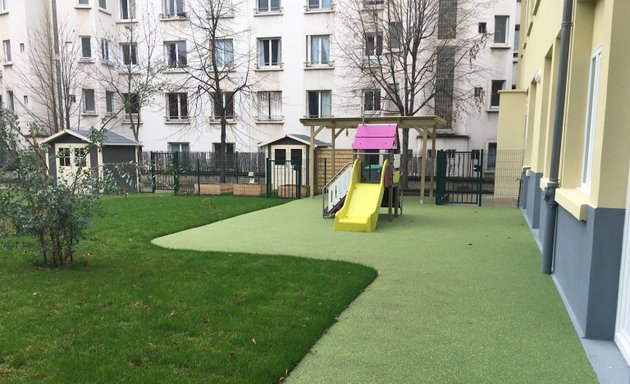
xmin=525 ymin=172 xmax=543 ymax=228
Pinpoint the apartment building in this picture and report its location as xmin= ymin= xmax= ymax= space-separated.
xmin=498 ymin=0 xmax=630 ymax=381
xmin=0 ymin=0 xmax=517 ymax=161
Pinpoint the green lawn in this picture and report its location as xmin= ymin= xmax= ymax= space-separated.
xmin=0 ymin=195 xmax=377 ymax=383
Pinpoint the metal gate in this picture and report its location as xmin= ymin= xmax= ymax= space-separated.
xmin=436 ymin=149 xmax=483 ymax=206
xmin=150 ymin=151 xmax=179 ymax=193
xmin=266 ymin=159 xmax=303 ymax=199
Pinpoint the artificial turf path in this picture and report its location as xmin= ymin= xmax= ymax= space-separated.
xmin=0 ymin=195 xmax=377 ymax=383
xmin=154 ymin=197 xmax=599 ymax=384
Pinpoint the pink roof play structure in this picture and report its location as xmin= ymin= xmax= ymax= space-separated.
xmin=352 ymin=124 xmax=400 ymax=151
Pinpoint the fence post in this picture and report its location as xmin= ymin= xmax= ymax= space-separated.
xmin=173 ymin=151 xmax=180 ymax=195
xmin=478 ymin=149 xmax=484 ymax=207
xmin=296 ymin=160 xmax=302 ymax=199
xmin=266 ymin=158 xmax=272 ymax=198
xmin=197 ymin=158 xmax=201 ymax=196
xmin=150 ymin=151 xmax=156 ymax=193
xmin=235 ymin=152 xmax=239 ymax=184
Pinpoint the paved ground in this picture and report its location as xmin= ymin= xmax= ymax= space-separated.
xmin=153 ymin=197 xmax=597 ymax=384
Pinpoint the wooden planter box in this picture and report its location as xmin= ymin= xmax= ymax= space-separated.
xmin=194 ymin=183 xmax=233 ymax=195
xmin=277 ymin=185 xmax=309 ymax=198
xmin=233 ymin=183 xmax=266 ymax=196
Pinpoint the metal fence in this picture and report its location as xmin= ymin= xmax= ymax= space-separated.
xmin=141 ymin=151 xmax=266 ymax=194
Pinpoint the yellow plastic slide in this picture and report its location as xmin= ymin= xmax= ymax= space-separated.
xmin=333 ymin=159 xmax=388 ymax=232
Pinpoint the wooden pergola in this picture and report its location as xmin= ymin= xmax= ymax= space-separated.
xmin=299 ymin=116 xmax=447 ymax=201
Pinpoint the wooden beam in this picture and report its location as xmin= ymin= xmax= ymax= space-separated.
xmin=331 ymin=128 xmax=336 ymax=182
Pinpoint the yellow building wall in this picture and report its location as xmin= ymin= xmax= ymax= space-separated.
xmin=495 ymin=90 xmax=527 ymax=199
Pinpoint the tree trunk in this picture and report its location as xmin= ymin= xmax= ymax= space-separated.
xmin=220 ymin=117 xmax=227 ymax=183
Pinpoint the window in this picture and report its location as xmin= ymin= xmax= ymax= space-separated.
xmin=364 ymin=34 xmax=382 ymax=63
xmin=83 ymin=89 xmax=96 ymax=113
xmin=478 ymin=22 xmax=487 ymax=34
xmin=474 ymin=87 xmax=483 ymax=97
xmin=490 ymin=80 xmax=504 ymax=108
xmin=119 ymin=0 xmax=135 ymax=19
xmin=163 ymin=0 xmax=185 ymax=16
xmin=101 ymin=39 xmax=112 ymax=61
xmin=6 ymin=91 xmax=14 ymax=112
xmin=306 ymin=90 xmax=331 ymax=118
xmin=307 ymin=35 xmax=330 ymax=65
xmin=166 ymin=92 xmax=188 ymax=120
xmin=0 ymin=0 xmax=7 ymax=12
xmin=168 ymin=142 xmax=190 ymax=152
xmin=291 ymin=148 xmax=302 ymax=165
xmin=105 ymin=91 xmax=115 ymax=113
xmin=165 ymin=41 xmax=187 ymax=68
xmin=274 ymin=148 xmax=286 ymax=165
xmin=19 ymin=43 xmax=24 ymax=52
xmin=80 ymin=36 xmax=91 ymax=58
xmin=582 ymin=48 xmax=602 ymax=189
xmin=2 ymin=40 xmax=11 ymax=63
xmin=438 ymin=0 xmax=458 ymax=39
xmin=78 ymin=0 xmax=90 ymax=5
xmin=383 ymin=83 xmax=399 ymax=112
xmin=388 ymin=22 xmax=402 ymax=50
xmin=99 ymin=0 xmax=107 ymax=9
xmin=212 ymin=92 xmax=235 ymax=119
xmin=258 ymin=38 xmax=281 ymax=67
xmin=435 ymin=47 xmax=455 ymax=128
xmin=257 ymin=0 xmax=280 ymax=12
xmin=120 ymin=43 xmax=137 ymax=66
xmin=307 ymin=0 xmax=331 ymax=10
xmin=74 ymin=148 xmax=88 ymax=168
xmin=58 ymin=148 xmax=71 ymax=167
xmin=363 ymin=0 xmax=384 ymax=7
xmin=123 ymin=92 xmax=140 ymax=117
xmin=214 ymin=39 xmax=233 ymax=69
xmin=494 ymin=16 xmax=508 ymax=44
xmin=487 ymin=142 xmax=497 ymax=170
xmin=364 ymin=89 xmax=381 ymax=113
xmin=513 ymin=24 xmax=520 ymax=57
xmin=257 ymin=91 xmax=282 ymax=120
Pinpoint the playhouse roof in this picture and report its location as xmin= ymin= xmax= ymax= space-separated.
xmin=41 ymin=129 xmax=141 ymax=147
xmin=258 ymin=133 xmax=330 ymax=148
xmin=352 ymin=124 xmax=400 ymax=151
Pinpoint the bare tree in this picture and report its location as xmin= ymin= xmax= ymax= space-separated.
xmin=337 ymin=0 xmax=488 ymax=188
xmin=95 ymin=5 xmax=167 ymax=144
xmin=183 ymin=0 xmax=253 ymax=182
xmin=15 ymin=3 xmax=83 ymax=135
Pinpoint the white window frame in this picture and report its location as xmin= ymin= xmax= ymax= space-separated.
xmin=163 ymin=0 xmax=185 ymax=17
xmin=105 ymin=91 xmax=115 ymax=114
xmin=168 ymin=142 xmax=190 ymax=152
xmin=80 ymin=36 xmax=92 ymax=59
xmin=306 ymin=90 xmax=332 ymax=118
xmin=257 ymin=91 xmax=282 ymax=121
xmin=101 ymin=38 xmax=112 ymax=62
xmin=364 ymin=33 xmax=383 ymax=63
xmin=307 ymin=35 xmax=330 ymax=66
xmin=2 ymin=39 xmax=11 ymax=64
xmin=165 ymin=41 xmax=187 ymax=68
xmin=489 ymin=80 xmax=504 ymax=108
xmin=99 ymin=0 xmax=107 ymax=10
xmin=212 ymin=92 xmax=235 ymax=120
xmin=119 ymin=0 xmax=135 ymax=20
xmin=0 ymin=0 xmax=8 ymax=12
xmin=581 ymin=47 xmax=602 ymax=191
xmin=258 ymin=38 xmax=281 ymax=68
xmin=120 ymin=42 xmax=138 ymax=66
xmin=257 ymin=0 xmax=280 ymax=12
xmin=166 ymin=92 xmax=188 ymax=121
xmin=6 ymin=90 xmax=14 ymax=112
xmin=78 ymin=0 xmax=90 ymax=5
xmin=214 ymin=39 xmax=233 ymax=69
xmin=307 ymin=0 xmax=332 ymax=10
xmin=494 ymin=15 xmax=509 ymax=45
xmin=363 ymin=89 xmax=381 ymax=113
xmin=82 ymin=89 xmax=96 ymax=113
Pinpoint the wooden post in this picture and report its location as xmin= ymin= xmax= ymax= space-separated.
xmin=331 ymin=128 xmax=336 ymax=180
xmin=420 ymin=127 xmax=428 ymax=204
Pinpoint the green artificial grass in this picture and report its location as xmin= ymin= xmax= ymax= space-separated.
xmin=155 ymin=197 xmax=599 ymax=384
xmin=0 ymin=195 xmax=377 ymax=383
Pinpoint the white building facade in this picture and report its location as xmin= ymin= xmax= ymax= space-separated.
xmin=0 ymin=0 xmax=518 ymax=160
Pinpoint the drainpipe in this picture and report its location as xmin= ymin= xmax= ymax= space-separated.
xmin=541 ymin=0 xmax=573 ymax=274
